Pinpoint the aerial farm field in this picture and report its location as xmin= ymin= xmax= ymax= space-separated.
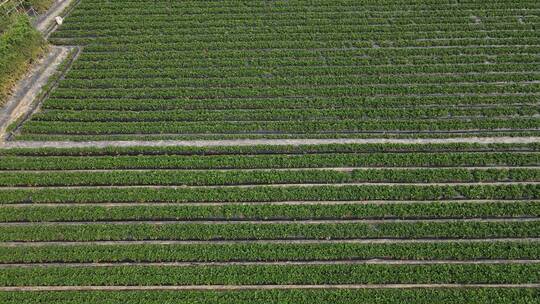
xmin=0 ymin=143 xmax=540 ymax=302
xmin=8 ymin=0 xmax=540 ymax=140
xmin=0 ymin=0 xmax=539 ymax=303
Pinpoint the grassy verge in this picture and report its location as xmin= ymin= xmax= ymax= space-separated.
xmin=0 ymin=13 xmax=45 ymax=105
xmin=24 ymin=0 xmax=55 ymax=14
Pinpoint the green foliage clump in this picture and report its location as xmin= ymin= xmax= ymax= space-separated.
xmin=0 ymin=13 xmax=45 ymax=104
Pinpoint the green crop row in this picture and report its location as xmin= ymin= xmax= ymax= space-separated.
xmin=58 ymin=34 xmax=539 ymax=48
xmin=1 ymin=201 xmax=539 ymax=222
xmin=53 ymin=26 xmax=537 ymax=40
xmin=2 ymin=142 xmax=536 ymax=156
xmin=42 ymin=94 xmax=540 ymax=111
xmin=20 ymin=117 xmax=540 ymax=135
xmin=31 ymin=107 xmax=540 ymax=123
xmin=48 ymin=83 xmax=540 ymax=99
xmin=69 ymin=1 xmax=539 ymax=15
xmin=0 ymin=184 xmax=537 ymax=204
xmin=71 ymin=0 xmax=538 ymax=10
xmin=63 ymin=4 xmax=534 ymax=25
xmin=55 ymin=73 xmax=540 ymax=90
xmin=1 ymin=289 xmax=538 ymax=304
xmin=57 ymin=20 xmax=535 ymax=37
xmin=2 ymin=220 xmax=539 ymax=241
xmin=1 ymin=241 xmax=538 ymax=263
xmin=69 ymin=55 xmax=537 ymax=71
xmin=53 ymin=27 xmax=539 ymax=42
xmin=80 ymin=40 xmax=540 ymax=53
xmin=63 ymin=63 xmax=539 ymax=80
xmin=0 ymin=168 xmax=537 ymax=187
xmin=1 ymin=264 xmax=539 ymax=285
xmin=63 ymin=8 xmax=533 ymax=21
xmin=58 ymin=15 xmax=535 ymax=30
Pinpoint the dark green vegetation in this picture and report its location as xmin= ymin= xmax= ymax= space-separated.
xmin=24 ymin=0 xmax=55 ymax=14
xmin=1 ymin=289 xmax=539 ymax=304
xmin=0 ymin=13 xmax=45 ymax=105
xmin=11 ymin=0 xmax=540 ymax=140
xmin=0 ymin=143 xmax=538 ymax=302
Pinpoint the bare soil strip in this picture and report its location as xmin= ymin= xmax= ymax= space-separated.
xmin=2 ymin=238 xmax=538 ymax=247
xmin=2 ymin=137 xmax=539 ymax=149
xmin=0 ymin=47 xmax=73 ymax=141
xmin=2 ymin=166 xmax=538 ymax=173
xmin=15 ymin=129 xmax=540 ymax=138
xmin=1 ymin=259 xmax=539 ymax=268
xmin=1 ymin=284 xmax=539 ymax=291
xmin=0 ymin=181 xmax=536 ymax=190
xmin=1 ymin=217 xmax=537 ymax=226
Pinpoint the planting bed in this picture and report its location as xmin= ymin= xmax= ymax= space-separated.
xmin=0 ymin=143 xmax=539 ymax=302
xmin=7 ymin=0 xmax=540 ymax=140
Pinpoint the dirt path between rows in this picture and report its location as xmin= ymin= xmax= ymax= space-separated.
xmin=0 ymin=181 xmax=536 ymax=190
xmin=1 ymin=217 xmax=536 ymax=226
xmin=2 ymin=137 xmax=539 ymax=149
xmin=2 ymin=166 xmax=538 ymax=173
xmin=1 ymin=259 xmax=538 ymax=268
xmin=1 ymin=284 xmax=538 ymax=291
xmin=2 ymin=199 xmax=533 ymax=208
xmin=2 ymin=237 xmax=537 ymax=247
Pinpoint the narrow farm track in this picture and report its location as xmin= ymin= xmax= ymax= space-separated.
xmin=2 ymin=136 xmax=540 ymax=148
xmin=2 ymin=259 xmax=540 ymax=268
xmin=3 ymin=199 xmax=535 ymax=207
xmin=1 ymin=0 xmax=539 ymax=302
xmin=3 ymin=237 xmax=539 ymax=247
xmin=2 ymin=284 xmax=540 ymax=292
xmin=2 ymin=165 xmax=539 ymax=173
xmin=2 ymin=217 xmax=537 ymax=226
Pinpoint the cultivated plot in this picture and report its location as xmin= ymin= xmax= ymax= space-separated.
xmin=0 ymin=143 xmax=538 ymax=302
xmin=8 ymin=0 xmax=540 ymax=140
